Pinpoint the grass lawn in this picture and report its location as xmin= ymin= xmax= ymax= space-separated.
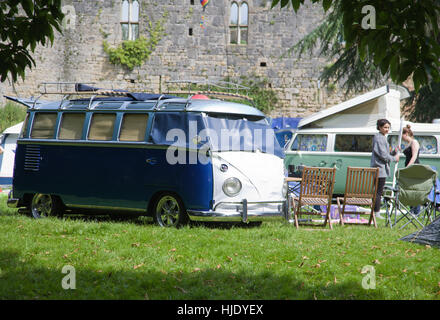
xmin=0 ymin=194 xmax=439 ymax=300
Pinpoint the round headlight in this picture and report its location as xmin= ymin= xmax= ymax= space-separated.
xmin=222 ymin=177 xmax=242 ymax=197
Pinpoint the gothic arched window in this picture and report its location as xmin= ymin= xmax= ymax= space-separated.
xmin=229 ymin=1 xmax=248 ymax=44
xmin=121 ymin=0 xmax=139 ymax=40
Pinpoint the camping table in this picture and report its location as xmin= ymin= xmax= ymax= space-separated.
xmin=284 ymin=177 xmax=331 ymax=224
xmin=284 ymin=177 xmax=302 ymax=223
xmin=284 ymin=177 xmax=302 ymax=182
xmin=284 ymin=177 xmax=302 ymax=195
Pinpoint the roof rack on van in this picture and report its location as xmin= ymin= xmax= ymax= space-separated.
xmin=36 ymin=82 xmax=132 ymax=110
xmin=33 ymin=82 xmax=180 ymax=110
xmin=191 ymin=91 xmax=254 ymax=103
xmin=164 ymin=80 xmax=255 ymax=105
xmin=38 ymin=82 xmax=129 ymax=97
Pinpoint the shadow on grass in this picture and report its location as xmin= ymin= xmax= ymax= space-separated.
xmin=0 ymin=250 xmax=386 ymax=300
xmin=13 ymin=209 xmax=265 ymax=230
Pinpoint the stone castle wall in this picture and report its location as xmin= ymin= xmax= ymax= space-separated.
xmin=0 ymin=0 xmax=353 ymax=117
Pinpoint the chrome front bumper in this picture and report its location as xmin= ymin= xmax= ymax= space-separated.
xmin=187 ymin=199 xmax=289 ymax=223
xmin=7 ymin=190 xmax=19 ymax=208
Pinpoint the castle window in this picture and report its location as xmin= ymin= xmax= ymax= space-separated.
xmin=121 ymin=0 xmax=139 ymax=41
xmin=229 ymin=1 xmax=248 ymax=44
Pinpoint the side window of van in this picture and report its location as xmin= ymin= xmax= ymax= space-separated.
xmin=20 ymin=113 xmax=30 ymax=138
xmin=418 ymin=136 xmax=438 ymax=154
xmin=30 ymin=113 xmax=58 ymax=139
xmin=291 ymin=134 xmax=327 ymax=151
xmin=387 ymin=135 xmax=406 ymax=152
xmin=335 ymin=135 xmax=373 ymax=152
xmin=119 ymin=113 xmax=149 ymax=142
xmin=389 ymin=135 xmax=438 ymax=154
xmin=59 ymin=113 xmax=85 ymax=140
xmin=151 ymin=112 xmax=185 ymax=145
xmin=88 ymin=113 xmax=116 ymax=141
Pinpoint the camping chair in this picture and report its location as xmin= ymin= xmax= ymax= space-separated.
xmin=292 ymin=166 xmax=336 ymax=229
xmin=384 ymin=164 xmax=438 ymax=229
xmin=336 ymin=167 xmax=379 ymax=228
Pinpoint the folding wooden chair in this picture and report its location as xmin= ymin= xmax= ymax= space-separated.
xmin=293 ymin=166 xmax=336 ymax=229
xmin=336 ymin=167 xmax=379 ymax=228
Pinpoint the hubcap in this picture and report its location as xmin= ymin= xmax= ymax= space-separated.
xmin=32 ymin=194 xmax=53 ymax=218
xmin=156 ymin=196 xmax=180 ymax=226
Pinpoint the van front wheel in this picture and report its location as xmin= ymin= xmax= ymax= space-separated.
xmin=154 ymin=194 xmax=188 ymax=227
xmin=31 ymin=194 xmax=63 ymax=219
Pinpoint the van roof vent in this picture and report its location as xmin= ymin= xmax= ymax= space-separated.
xmin=126 ymin=101 xmax=156 ymax=110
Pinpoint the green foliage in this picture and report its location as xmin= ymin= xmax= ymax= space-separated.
xmin=0 ymin=102 xmax=27 ymax=133
xmin=239 ymin=77 xmax=279 ymax=114
xmin=272 ymin=0 xmax=333 ymax=12
xmin=403 ymin=82 xmax=440 ymax=123
xmin=282 ymin=1 xmax=387 ymax=94
xmin=0 ymin=0 xmax=65 ymax=82
xmin=272 ymin=0 xmax=440 ymax=92
xmin=326 ymin=82 xmax=336 ymax=93
xmin=103 ymin=15 xmax=167 ymax=70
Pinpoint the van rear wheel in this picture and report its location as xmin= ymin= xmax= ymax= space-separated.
xmin=31 ymin=194 xmax=64 ymax=219
xmin=154 ymin=194 xmax=188 ymax=227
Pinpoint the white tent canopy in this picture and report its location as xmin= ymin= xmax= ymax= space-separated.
xmin=0 ymin=121 xmax=23 ymax=185
xmin=2 ymin=122 xmax=23 ymax=135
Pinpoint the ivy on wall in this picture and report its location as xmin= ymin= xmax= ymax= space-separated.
xmin=240 ymin=76 xmax=279 ymax=114
xmin=103 ymin=13 xmax=168 ymax=70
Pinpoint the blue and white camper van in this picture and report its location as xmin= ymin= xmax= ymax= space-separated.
xmin=6 ymin=84 xmax=287 ymax=226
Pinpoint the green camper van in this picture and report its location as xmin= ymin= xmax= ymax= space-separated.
xmin=284 ymin=85 xmax=440 ymax=195
xmin=284 ymin=125 xmax=440 ymax=195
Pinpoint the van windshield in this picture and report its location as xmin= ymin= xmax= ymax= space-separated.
xmin=204 ymin=113 xmax=284 ymax=158
xmin=151 ymin=112 xmax=284 ymax=158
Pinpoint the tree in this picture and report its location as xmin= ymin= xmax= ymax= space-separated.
xmin=283 ymin=0 xmax=387 ymax=94
xmin=0 ymin=0 xmax=64 ymax=82
xmin=403 ymin=82 xmax=440 ymax=122
xmin=272 ymin=0 xmax=440 ymax=91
